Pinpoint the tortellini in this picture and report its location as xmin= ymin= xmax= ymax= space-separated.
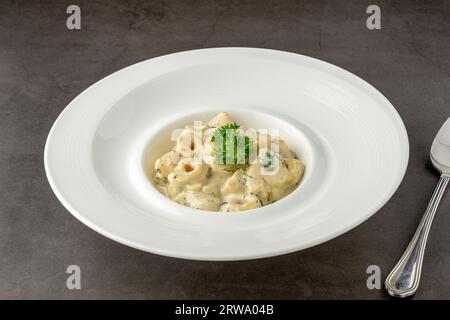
xmin=152 ymin=112 xmax=305 ymax=212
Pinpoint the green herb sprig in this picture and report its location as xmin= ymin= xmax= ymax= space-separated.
xmin=211 ymin=123 xmax=252 ymax=167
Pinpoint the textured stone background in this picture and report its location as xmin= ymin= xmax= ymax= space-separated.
xmin=0 ymin=0 xmax=449 ymax=299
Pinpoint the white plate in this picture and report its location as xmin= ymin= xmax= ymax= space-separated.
xmin=45 ymin=48 xmax=409 ymax=261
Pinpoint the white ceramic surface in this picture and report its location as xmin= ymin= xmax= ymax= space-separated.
xmin=44 ymin=48 xmax=409 ymax=260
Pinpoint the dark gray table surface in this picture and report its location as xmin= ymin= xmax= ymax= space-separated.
xmin=1 ymin=0 xmax=449 ymax=299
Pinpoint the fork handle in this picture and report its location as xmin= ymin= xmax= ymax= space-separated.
xmin=385 ymin=173 xmax=450 ymax=298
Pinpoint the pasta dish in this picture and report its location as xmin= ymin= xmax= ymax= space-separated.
xmin=152 ymin=112 xmax=305 ymax=212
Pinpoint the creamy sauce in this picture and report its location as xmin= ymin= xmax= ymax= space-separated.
xmin=152 ymin=112 xmax=305 ymax=212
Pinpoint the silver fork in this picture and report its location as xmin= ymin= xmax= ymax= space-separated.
xmin=385 ymin=118 xmax=450 ymax=298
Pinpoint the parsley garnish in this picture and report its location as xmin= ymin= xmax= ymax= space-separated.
xmin=211 ymin=123 xmax=240 ymax=142
xmin=211 ymin=123 xmax=252 ymax=168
